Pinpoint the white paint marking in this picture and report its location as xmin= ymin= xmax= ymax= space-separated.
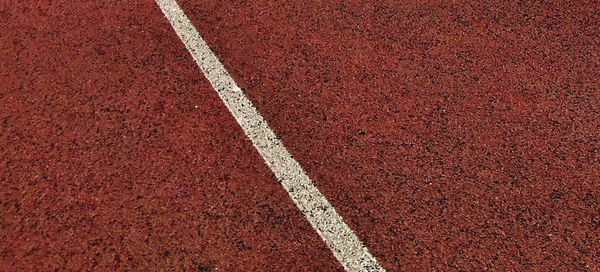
xmin=154 ymin=0 xmax=385 ymax=271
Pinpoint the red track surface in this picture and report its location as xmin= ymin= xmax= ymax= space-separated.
xmin=1 ymin=1 xmax=339 ymax=270
xmin=2 ymin=0 xmax=600 ymax=271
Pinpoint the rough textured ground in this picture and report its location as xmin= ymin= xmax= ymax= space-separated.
xmin=2 ymin=0 xmax=600 ymax=271
xmin=1 ymin=1 xmax=340 ymax=271
xmin=178 ymin=0 xmax=600 ymax=270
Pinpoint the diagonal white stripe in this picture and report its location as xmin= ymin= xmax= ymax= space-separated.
xmin=154 ymin=0 xmax=385 ymax=271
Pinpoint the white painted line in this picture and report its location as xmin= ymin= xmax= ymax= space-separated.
xmin=154 ymin=0 xmax=385 ymax=271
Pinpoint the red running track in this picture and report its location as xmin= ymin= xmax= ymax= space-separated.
xmin=1 ymin=1 xmax=340 ymax=270
xmin=2 ymin=0 xmax=600 ymax=271
xmin=177 ymin=0 xmax=600 ymax=270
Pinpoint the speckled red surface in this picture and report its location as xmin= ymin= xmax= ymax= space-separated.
xmin=2 ymin=0 xmax=600 ymax=271
xmin=0 ymin=1 xmax=341 ymax=271
xmin=177 ymin=0 xmax=600 ymax=270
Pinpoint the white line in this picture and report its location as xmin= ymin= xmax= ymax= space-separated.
xmin=155 ymin=0 xmax=385 ymax=271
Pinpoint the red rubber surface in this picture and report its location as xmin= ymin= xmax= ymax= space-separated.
xmin=1 ymin=1 xmax=340 ymax=271
xmin=2 ymin=0 xmax=600 ymax=271
xmin=177 ymin=0 xmax=600 ymax=270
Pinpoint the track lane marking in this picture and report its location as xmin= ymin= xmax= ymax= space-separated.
xmin=154 ymin=1 xmax=385 ymax=271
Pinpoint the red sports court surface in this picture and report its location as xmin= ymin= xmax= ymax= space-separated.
xmin=1 ymin=0 xmax=599 ymax=271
